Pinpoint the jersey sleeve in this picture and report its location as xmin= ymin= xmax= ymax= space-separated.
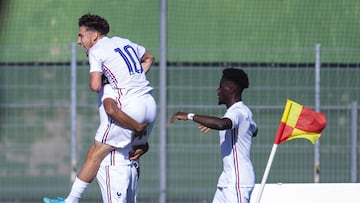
xmin=101 ymin=84 xmax=116 ymax=102
xmin=138 ymin=45 xmax=146 ymax=59
xmin=249 ymin=118 xmax=258 ymax=135
xmin=223 ymin=109 xmax=243 ymax=129
xmin=133 ymin=42 xmax=146 ymax=59
xmin=224 ymin=106 xmax=258 ymax=134
xmin=88 ymin=51 xmax=103 ymax=73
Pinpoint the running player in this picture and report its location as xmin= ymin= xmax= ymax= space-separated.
xmin=170 ymin=68 xmax=258 ymax=203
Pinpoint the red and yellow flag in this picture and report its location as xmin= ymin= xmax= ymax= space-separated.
xmin=274 ymin=99 xmax=327 ymax=144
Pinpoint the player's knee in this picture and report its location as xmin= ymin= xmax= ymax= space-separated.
xmin=89 ymin=142 xmax=114 ymax=162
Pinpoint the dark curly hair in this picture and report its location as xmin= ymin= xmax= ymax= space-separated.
xmin=222 ymin=68 xmax=249 ymax=90
xmin=78 ymin=13 xmax=109 ymax=35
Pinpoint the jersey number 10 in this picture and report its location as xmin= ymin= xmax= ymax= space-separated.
xmin=114 ymin=45 xmax=143 ymax=75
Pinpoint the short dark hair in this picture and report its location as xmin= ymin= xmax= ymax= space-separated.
xmin=222 ymin=68 xmax=249 ymax=90
xmin=78 ymin=13 xmax=109 ymax=35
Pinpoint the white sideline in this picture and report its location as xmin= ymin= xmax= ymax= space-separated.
xmin=250 ymin=183 xmax=360 ymax=203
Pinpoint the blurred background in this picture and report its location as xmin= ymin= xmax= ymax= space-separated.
xmin=0 ymin=0 xmax=359 ymax=202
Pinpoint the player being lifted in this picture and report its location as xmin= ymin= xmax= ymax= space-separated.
xmin=170 ymin=68 xmax=258 ymax=203
xmin=43 ymin=13 xmax=157 ymax=203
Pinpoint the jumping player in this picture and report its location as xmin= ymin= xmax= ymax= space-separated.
xmin=43 ymin=13 xmax=157 ymax=203
xmin=170 ymin=68 xmax=258 ymax=203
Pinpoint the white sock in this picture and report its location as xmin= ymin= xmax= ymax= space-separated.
xmin=64 ymin=177 xmax=89 ymax=203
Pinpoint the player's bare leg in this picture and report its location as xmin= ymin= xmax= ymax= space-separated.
xmin=43 ymin=141 xmax=114 ymax=203
xmin=65 ymin=140 xmax=114 ymax=203
xmin=77 ymin=140 xmax=115 ymax=182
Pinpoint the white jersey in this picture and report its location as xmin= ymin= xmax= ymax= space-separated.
xmin=96 ymin=85 xmax=133 ymax=165
xmin=217 ymin=101 xmax=257 ymax=188
xmin=89 ymin=36 xmax=153 ymax=103
xmin=95 ymin=84 xmax=157 ymax=149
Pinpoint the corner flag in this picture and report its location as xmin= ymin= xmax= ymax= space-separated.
xmin=255 ymin=99 xmax=327 ymax=203
xmin=274 ymin=99 xmax=327 ymax=144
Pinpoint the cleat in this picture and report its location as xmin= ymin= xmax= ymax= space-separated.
xmin=42 ymin=197 xmax=65 ymax=203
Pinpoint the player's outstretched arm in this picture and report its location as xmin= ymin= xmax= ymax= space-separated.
xmin=103 ymin=98 xmax=147 ymax=133
xmin=169 ymin=112 xmax=232 ymax=131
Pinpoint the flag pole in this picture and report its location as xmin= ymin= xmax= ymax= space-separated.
xmin=254 ymin=144 xmax=279 ymax=203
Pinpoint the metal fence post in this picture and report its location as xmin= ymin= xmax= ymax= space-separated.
xmin=70 ymin=43 xmax=77 ymax=183
xmin=159 ymin=0 xmax=167 ymax=202
xmin=314 ymin=43 xmax=321 ymax=183
xmin=350 ymin=101 xmax=358 ymax=182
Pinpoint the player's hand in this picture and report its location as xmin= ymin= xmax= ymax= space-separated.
xmin=101 ymin=74 xmax=109 ymax=85
xmin=134 ymin=122 xmax=148 ymax=139
xmin=169 ymin=112 xmax=188 ymax=123
xmin=198 ymin=124 xmax=211 ymax=133
xmin=252 ymin=127 xmax=258 ymax=137
xmin=129 ymin=143 xmax=149 ymax=160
